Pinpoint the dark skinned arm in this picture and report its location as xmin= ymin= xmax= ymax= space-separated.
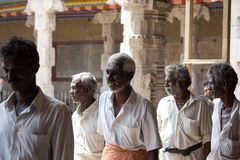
xmin=203 ymin=142 xmax=211 ymax=160
xmin=147 ymin=149 xmax=159 ymax=160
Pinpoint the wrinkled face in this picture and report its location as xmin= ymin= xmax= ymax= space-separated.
xmin=164 ymin=73 xmax=181 ymax=96
xmin=1 ymin=57 xmax=38 ymax=92
xmin=69 ymin=80 xmax=87 ymax=103
xmin=105 ymin=62 xmax=130 ymax=93
xmin=208 ymin=74 xmax=225 ymax=99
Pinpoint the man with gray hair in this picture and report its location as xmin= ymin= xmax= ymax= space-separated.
xmin=207 ymin=63 xmax=240 ymax=160
xmin=157 ymin=64 xmax=212 ymax=160
xmin=97 ymin=53 xmax=161 ymax=160
xmin=70 ymin=72 xmax=105 ymax=160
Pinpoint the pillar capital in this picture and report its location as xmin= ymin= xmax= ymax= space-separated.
xmin=24 ymin=0 xmax=66 ymax=14
xmin=92 ymin=10 xmax=119 ymax=24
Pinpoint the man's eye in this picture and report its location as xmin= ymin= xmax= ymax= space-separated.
xmin=3 ymin=68 xmax=9 ymax=73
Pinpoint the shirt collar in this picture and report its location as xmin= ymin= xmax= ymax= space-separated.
xmin=165 ymin=92 xmax=199 ymax=109
xmin=4 ymin=87 xmax=45 ymax=112
xmin=107 ymin=88 xmax=137 ymax=109
xmin=31 ymin=88 xmax=45 ymax=112
xmin=77 ymin=100 xmax=97 ymax=117
xmin=188 ymin=92 xmax=198 ymax=104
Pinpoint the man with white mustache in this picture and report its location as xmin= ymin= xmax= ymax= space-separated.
xmin=97 ymin=53 xmax=161 ymax=160
xmin=157 ymin=64 xmax=213 ymax=160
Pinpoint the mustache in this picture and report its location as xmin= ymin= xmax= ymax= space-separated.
xmin=107 ymin=80 xmax=118 ymax=85
xmin=8 ymin=78 xmax=21 ymax=83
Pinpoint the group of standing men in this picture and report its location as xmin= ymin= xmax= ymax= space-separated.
xmin=0 ymin=36 xmax=239 ymax=160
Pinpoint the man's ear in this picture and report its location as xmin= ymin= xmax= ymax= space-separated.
xmin=127 ymin=72 xmax=134 ymax=80
xmin=33 ymin=64 xmax=40 ymax=74
xmin=223 ymin=81 xmax=227 ymax=91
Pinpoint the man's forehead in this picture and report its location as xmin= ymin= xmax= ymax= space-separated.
xmin=72 ymin=79 xmax=84 ymax=86
xmin=107 ymin=61 xmax=122 ymax=70
xmin=3 ymin=57 xmax=34 ymax=65
xmin=165 ymin=72 xmax=175 ymax=78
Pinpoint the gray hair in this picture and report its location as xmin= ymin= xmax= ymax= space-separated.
xmin=72 ymin=72 xmax=97 ymax=94
xmin=165 ymin=64 xmax=191 ymax=88
xmin=107 ymin=53 xmax=136 ymax=74
xmin=208 ymin=63 xmax=238 ymax=92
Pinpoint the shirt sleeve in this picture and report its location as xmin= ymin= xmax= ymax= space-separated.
xmin=141 ymin=101 xmax=162 ymax=151
xmin=199 ymin=100 xmax=213 ymax=144
xmin=97 ymin=94 xmax=103 ymax=135
xmin=51 ymin=105 xmax=74 ymax=160
xmin=157 ymin=100 xmax=163 ymax=132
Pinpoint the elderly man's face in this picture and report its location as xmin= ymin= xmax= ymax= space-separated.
xmin=69 ymin=80 xmax=87 ymax=103
xmin=203 ymin=85 xmax=213 ymax=100
xmin=1 ymin=57 xmax=38 ymax=92
xmin=164 ymin=73 xmax=181 ymax=96
xmin=208 ymin=75 xmax=224 ymax=99
xmin=105 ymin=62 xmax=130 ymax=92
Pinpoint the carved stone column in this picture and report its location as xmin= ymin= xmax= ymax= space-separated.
xmin=92 ymin=10 xmax=119 ymax=93
xmin=24 ymin=0 xmax=66 ymax=96
xmin=230 ymin=0 xmax=240 ymax=99
xmin=119 ymin=0 xmax=169 ymax=106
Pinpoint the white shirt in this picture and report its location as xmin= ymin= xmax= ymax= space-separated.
xmin=0 ymin=88 xmax=74 ymax=160
xmin=207 ymin=99 xmax=240 ymax=160
xmin=72 ymin=101 xmax=105 ymax=160
xmin=97 ymin=89 xmax=161 ymax=151
xmin=157 ymin=93 xmax=213 ymax=160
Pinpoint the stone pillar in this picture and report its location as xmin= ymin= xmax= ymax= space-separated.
xmin=118 ymin=0 xmax=169 ymax=106
xmin=24 ymin=0 xmax=66 ymax=96
xmin=92 ymin=10 xmax=119 ymax=93
xmin=230 ymin=0 xmax=240 ymax=100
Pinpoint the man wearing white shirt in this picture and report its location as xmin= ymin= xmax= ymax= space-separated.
xmin=70 ymin=72 xmax=105 ymax=160
xmin=207 ymin=63 xmax=240 ymax=160
xmin=97 ymin=53 xmax=161 ymax=160
xmin=0 ymin=36 xmax=73 ymax=160
xmin=157 ymin=64 xmax=212 ymax=160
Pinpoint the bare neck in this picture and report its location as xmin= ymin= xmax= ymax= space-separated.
xmin=15 ymin=86 xmax=39 ymax=105
xmin=114 ymin=85 xmax=132 ymax=106
xmin=221 ymin=92 xmax=235 ymax=109
xmin=113 ymin=85 xmax=132 ymax=117
xmin=80 ymin=96 xmax=95 ymax=112
xmin=174 ymin=90 xmax=190 ymax=109
xmin=14 ymin=86 xmax=39 ymax=116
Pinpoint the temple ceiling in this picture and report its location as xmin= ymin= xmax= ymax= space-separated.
xmin=0 ymin=0 xmax=120 ymax=21
xmin=0 ymin=0 xmax=222 ymax=21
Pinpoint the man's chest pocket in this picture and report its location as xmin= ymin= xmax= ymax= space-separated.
xmin=179 ymin=116 xmax=199 ymax=136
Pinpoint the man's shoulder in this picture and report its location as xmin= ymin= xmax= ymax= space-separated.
xmin=45 ymin=95 xmax=66 ymax=106
xmin=99 ymin=91 xmax=112 ymax=101
xmin=100 ymin=90 xmax=112 ymax=97
xmin=159 ymin=95 xmax=173 ymax=104
xmin=39 ymin=92 xmax=70 ymax=114
xmin=45 ymin=95 xmax=68 ymax=109
xmin=0 ymin=101 xmax=6 ymax=112
xmin=133 ymin=91 xmax=155 ymax=107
